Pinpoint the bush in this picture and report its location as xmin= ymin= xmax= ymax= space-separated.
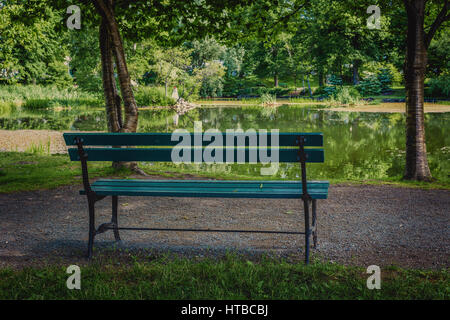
xmin=377 ymin=68 xmax=393 ymax=93
xmin=330 ymin=87 xmax=362 ymax=105
xmin=426 ymin=74 xmax=450 ymax=98
xmin=327 ymin=74 xmax=343 ymax=86
xmin=134 ymin=86 xmax=176 ymax=106
xmin=313 ymin=75 xmax=344 ymax=98
xmin=362 ymin=62 xmax=402 ymax=86
xmin=199 ymin=77 xmax=224 ymax=98
xmin=323 ymin=86 xmax=337 ymax=97
xmin=43 ymin=61 xmax=73 ymax=88
xmin=356 ymin=75 xmax=382 ymax=96
xmin=260 ymin=93 xmax=276 ymax=105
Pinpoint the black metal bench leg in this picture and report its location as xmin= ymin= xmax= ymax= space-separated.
xmin=303 ymin=198 xmax=310 ymax=265
xmin=87 ymin=199 xmax=96 ymax=259
xmin=312 ymin=199 xmax=317 ymax=249
xmin=112 ymin=196 xmax=121 ymax=241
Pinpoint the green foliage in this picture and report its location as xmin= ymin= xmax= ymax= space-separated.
xmin=362 ymin=62 xmax=402 ymax=86
xmin=149 ymin=47 xmax=192 ymax=94
xmin=134 ymin=86 xmax=176 ymax=107
xmin=260 ymin=93 xmax=277 ymax=105
xmin=356 ymin=67 xmax=394 ymax=96
xmin=330 ymin=87 xmax=362 ymax=105
xmin=186 ymin=37 xmax=225 ymax=69
xmin=356 ymin=75 xmax=382 ymax=96
xmin=68 ymin=25 xmax=103 ymax=92
xmin=426 ymin=74 xmax=450 ymax=98
xmin=377 ymin=68 xmax=393 ymax=93
xmin=44 ymin=60 xmax=73 ymax=88
xmin=22 ymin=99 xmax=53 ymax=110
xmin=196 ymin=61 xmax=226 ymax=98
xmin=0 ymin=100 xmax=17 ymax=116
xmin=427 ymin=27 xmax=450 ymax=78
xmin=0 ymin=3 xmax=70 ymax=85
xmin=322 ymin=86 xmax=337 ymax=97
xmin=327 ymin=75 xmax=343 ymax=86
xmin=0 ymin=85 xmax=103 ymax=108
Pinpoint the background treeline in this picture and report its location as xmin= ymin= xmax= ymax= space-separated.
xmin=0 ymin=0 xmax=449 ymax=103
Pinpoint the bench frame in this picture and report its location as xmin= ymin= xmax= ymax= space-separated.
xmin=72 ymin=135 xmax=321 ymax=264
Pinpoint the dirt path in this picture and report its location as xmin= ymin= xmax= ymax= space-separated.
xmin=0 ymin=182 xmax=448 ymax=269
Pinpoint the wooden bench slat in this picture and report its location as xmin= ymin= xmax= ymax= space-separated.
xmin=68 ymin=147 xmax=325 ymax=163
xmin=81 ymin=179 xmax=329 ymax=199
xmin=81 ymin=188 xmax=327 ymax=199
xmin=63 ymin=132 xmax=323 ymax=147
xmin=92 ymin=179 xmax=329 ymax=189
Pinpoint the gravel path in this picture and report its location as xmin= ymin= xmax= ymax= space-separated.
xmin=0 ymin=181 xmax=449 ymax=269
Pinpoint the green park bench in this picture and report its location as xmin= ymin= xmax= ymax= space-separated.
xmin=63 ymin=132 xmax=329 ymax=264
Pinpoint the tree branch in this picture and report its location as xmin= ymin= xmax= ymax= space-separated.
xmin=425 ymin=0 xmax=449 ymax=48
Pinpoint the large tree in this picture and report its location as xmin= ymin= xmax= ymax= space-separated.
xmin=25 ymin=0 xmax=305 ymax=133
xmin=403 ymin=0 xmax=449 ymax=181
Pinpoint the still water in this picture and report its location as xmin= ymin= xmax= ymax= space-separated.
xmin=1 ymin=104 xmax=448 ymax=181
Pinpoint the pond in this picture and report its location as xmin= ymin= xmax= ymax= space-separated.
xmin=0 ymin=104 xmax=449 ymax=181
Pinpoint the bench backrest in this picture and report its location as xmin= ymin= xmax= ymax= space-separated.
xmin=63 ymin=132 xmax=324 ymax=163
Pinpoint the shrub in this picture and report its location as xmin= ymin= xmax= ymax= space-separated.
xmin=260 ymin=93 xmax=277 ymax=105
xmin=362 ymin=62 xmax=402 ymax=86
xmin=331 ymin=87 xmax=362 ymax=105
xmin=43 ymin=60 xmax=73 ymax=88
xmin=323 ymin=86 xmax=337 ymax=97
xmin=134 ymin=86 xmax=176 ymax=106
xmin=199 ymin=77 xmax=224 ymax=98
xmin=377 ymin=68 xmax=393 ymax=93
xmin=426 ymin=74 xmax=450 ymax=98
xmin=356 ymin=75 xmax=382 ymax=96
xmin=327 ymin=74 xmax=343 ymax=86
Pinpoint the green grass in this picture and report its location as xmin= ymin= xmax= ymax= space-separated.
xmin=0 ymin=84 xmax=103 ymax=109
xmin=134 ymin=86 xmax=176 ymax=107
xmin=0 ymin=152 xmax=132 ymax=193
xmin=0 ymin=254 xmax=447 ymax=299
xmin=0 ymin=152 xmax=448 ymax=193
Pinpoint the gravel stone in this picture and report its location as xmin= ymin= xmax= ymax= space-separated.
xmin=0 ymin=182 xmax=448 ymax=269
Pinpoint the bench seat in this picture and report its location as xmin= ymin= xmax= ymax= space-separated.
xmin=80 ymin=179 xmax=329 ymax=199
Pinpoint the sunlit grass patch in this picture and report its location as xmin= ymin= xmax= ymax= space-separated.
xmin=0 ymin=254 xmax=447 ymax=299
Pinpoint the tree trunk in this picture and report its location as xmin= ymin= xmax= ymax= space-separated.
xmin=94 ymin=0 xmax=146 ymax=174
xmin=274 ymin=72 xmax=279 ymax=87
xmin=352 ymin=60 xmax=360 ymax=85
xmin=99 ymin=18 xmax=121 ymax=132
xmin=403 ymin=0 xmax=432 ymax=181
xmin=93 ymin=0 xmax=138 ymax=133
